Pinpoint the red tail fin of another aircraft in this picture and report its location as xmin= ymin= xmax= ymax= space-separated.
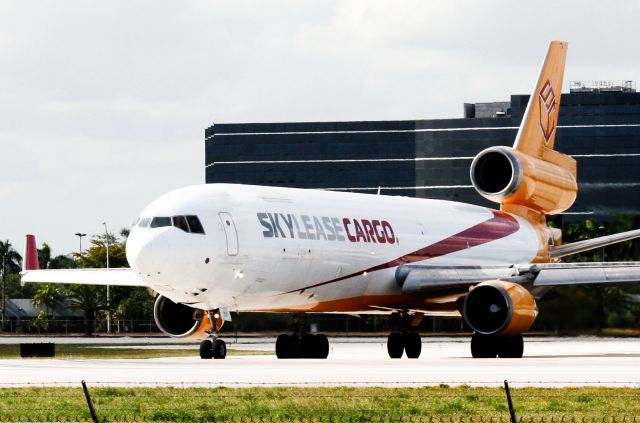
xmin=23 ymin=234 xmax=40 ymax=271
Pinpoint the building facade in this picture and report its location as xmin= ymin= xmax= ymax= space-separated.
xmin=205 ymin=85 xmax=640 ymax=222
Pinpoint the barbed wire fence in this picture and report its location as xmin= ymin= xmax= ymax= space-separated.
xmin=0 ymin=380 xmax=639 ymax=422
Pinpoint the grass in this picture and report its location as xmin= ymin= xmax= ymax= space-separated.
xmin=0 ymin=386 xmax=638 ymax=421
xmin=0 ymin=343 xmax=272 ymax=359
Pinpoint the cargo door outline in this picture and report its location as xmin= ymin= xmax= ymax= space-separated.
xmin=219 ymin=212 xmax=239 ymax=256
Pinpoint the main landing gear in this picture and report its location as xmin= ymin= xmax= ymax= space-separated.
xmin=386 ymin=311 xmax=423 ymax=359
xmin=276 ymin=333 xmax=330 ymax=359
xmin=275 ymin=314 xmax=330 ymax=359
xmin=199 ymin=310 xmax=227 ymax=359
xmin=470 ymin=333 xmax=524 ymax=358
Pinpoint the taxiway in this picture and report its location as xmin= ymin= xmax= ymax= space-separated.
xmin=0 ymin=336 xmax=638 ymax=387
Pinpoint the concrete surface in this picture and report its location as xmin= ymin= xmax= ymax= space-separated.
xmin=0 ymin=336 xmax=638 ymax=387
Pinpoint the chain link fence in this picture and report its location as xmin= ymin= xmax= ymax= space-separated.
xmin=0 ymin=381 xmax=638 ymax=423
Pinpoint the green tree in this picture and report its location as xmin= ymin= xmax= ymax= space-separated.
xmin=1 ymin=241 xmax=23 ymax=329
xmin=538 ymin=216 xmax=640 ymax=333
xmin=0 ymin=240 xmax=22 ymax=274
xmin=76 ymin=235 xmax=127 ymax=269
xmin=32 ymin=284 xmax=63 ymax=315
xmin=67 ymin=230 xmax=150 ymax=334
xmin=66 ymin=284 xmax=107 ymax=335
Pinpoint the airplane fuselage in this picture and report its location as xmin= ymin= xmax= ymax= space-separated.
xmin=126 ymin=184 xmax=541 ymax=315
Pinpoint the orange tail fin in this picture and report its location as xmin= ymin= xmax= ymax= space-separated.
xmin=514 ymin=40 xmax=568 ymax=157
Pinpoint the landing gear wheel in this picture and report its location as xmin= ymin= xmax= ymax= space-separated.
xmin=213 ymin=339 xmax=227 ymax=359
xmin=497 ymin=335 xmax=524 ymax=358
xmin=404 ymin=332 xmax=422 ymax=359
xmin=199 ymin=339 xmax=213 ymax=359
xmin=470 ymin=333 xmax=498 ymax=358
xmin=387 ymin=332 xmax=404 ymax=358
xmin=316 ymin=334 xmax=329 ymax=359
xmin=289 ymin=333 xmax=301 ymax=358
xmin=275 ymin=334 xmax=291 ymax=359
xmin=302 ymin=334 xmax=317 ymax=358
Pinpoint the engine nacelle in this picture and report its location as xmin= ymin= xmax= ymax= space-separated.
xmin=462 ymin=280 xmax=538 ymax=336
xmin=153 ymin=295 xmax=211 ymax=338
xmin=470 ymin=146 xmax=577 ymax=215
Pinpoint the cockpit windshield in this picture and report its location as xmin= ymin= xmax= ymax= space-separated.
xmin=150 ymin=217 xmax=172 ymax=228
xmin=137 ymin=215 xmax=205 ymax=234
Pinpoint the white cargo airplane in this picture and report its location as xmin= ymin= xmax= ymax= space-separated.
xmin=22 ymin=41 xmax=640 ymax=360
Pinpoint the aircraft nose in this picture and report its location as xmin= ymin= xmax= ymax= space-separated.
xmin=126 ymin=228 xmax=168 ymax=277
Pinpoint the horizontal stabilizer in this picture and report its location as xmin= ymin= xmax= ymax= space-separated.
xmin=532 ymin=261 xmax=640 ymax=286
xmin=549 ymin=229 xmax=640 ymax=258
xmin=21 ymin=268 xmax=146 ymax=287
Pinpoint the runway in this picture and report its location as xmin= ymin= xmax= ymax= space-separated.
xmin=1 ymin=336 xmax=639 ymax=387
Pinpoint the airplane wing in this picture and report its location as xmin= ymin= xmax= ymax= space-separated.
xmin=397 ymin=261 xmax=640 ymax=298
xmin=20 ymin=234 xmax=146 ymax=287
xmin=397 ymin=224 xmax=640 ymax=296
xmin=530 ymin=262 xmax=640 ymax=287
xmin=20 ymin=269 xmax=146 ymax=287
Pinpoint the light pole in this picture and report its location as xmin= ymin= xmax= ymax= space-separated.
xmin=74 ymin=233 xmax=86 ymax=255
xmin=102 ymin=221 xmax=110 ymax=334
xmin=1 ymin=251 xmax=6 ymax=332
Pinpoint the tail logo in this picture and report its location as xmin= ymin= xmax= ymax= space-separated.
xmin=538 ymin=80 xmax=557 ymax=144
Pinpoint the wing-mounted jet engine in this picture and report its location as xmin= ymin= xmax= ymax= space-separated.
xmin=153 ymin=295 xmax=227 ymax=359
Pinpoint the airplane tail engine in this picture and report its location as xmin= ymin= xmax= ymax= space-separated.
xmin=153 ymin=295 xmax=211 ymax=338
xmin=470 ymin=146 xmax=577 ymax=216
xmin=462 ymin=280 xmax=538 ymax=336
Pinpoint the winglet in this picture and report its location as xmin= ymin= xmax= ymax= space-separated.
xmin=513 ymin=40 xmax=568 ymax=158
xmin=23 ymin=234 xmax=40 ymax=272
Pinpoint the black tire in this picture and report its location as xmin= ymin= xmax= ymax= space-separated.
xmin=387 ymin=332 xmax=404 ymax=359
xmin=275 ymin=334 xmax=291 ymax=359
xmin=301 ymin=334 xmax=317 ymax=358
xmin=470 ymin=333 xmax=498 ymax=358
xmin=213 ymin=339 xmax=227 ymax=359
xmin=404 ymin=332 xmax=422 ymax=359
xmin=497 ymin=335 xmax=524 ymax=358
xmin=289 ymin=334 xmax=301 ymax=359
xmin=316 ymin=334 xmax=329 ymax=359
xmin=199 ymin=339 xmax=213 ymax=359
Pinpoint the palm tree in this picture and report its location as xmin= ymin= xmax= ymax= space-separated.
xmin=1 ymin=240 xmax=22 ymax=329
xmin=0 ymin=240 xmax=22 ymax=274
xmin=32 ymin=284 xmax=63 ymax=315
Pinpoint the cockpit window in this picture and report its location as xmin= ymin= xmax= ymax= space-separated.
xmin=150 ymin=217 xmax=172 ymax=228
xmin=186 ymin=216 xmax=205 ymax=234
xmin=172 ymin=216 xmax=190 ymax=232
xmin=144 ymin=215 xmax=205 ymax=234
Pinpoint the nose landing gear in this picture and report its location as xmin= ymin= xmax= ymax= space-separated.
xmin=199 ymin=310 xmax=227 ymax=360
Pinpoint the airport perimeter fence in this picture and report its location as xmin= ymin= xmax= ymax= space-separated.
xmin=1 ymin=315 xmax=469 ymax=336
xmin=0 ymin=381 xmax=638 ymax=423
xmin=1 ymin=319 xmax=161 ymax=335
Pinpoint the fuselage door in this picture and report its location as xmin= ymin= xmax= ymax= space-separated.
xmin=218 ymin=212 xmax=239 ymax=256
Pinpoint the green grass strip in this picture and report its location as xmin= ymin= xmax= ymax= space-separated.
xmin=0 ymin=344 xmax=271 ymax=359
xmin=0 ymin=386 xmax=638 ymax=421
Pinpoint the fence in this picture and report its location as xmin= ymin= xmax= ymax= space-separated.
xmin=0 ymin=381 xmax=638 ymax=423
xmin=0 ymin=315 xmax=468 ymax=336
xmin=1 ymin=319 xmax=160 ymax=335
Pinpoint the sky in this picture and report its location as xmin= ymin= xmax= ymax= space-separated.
xmin=2 ymin=1 xmax=640 ymax=257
